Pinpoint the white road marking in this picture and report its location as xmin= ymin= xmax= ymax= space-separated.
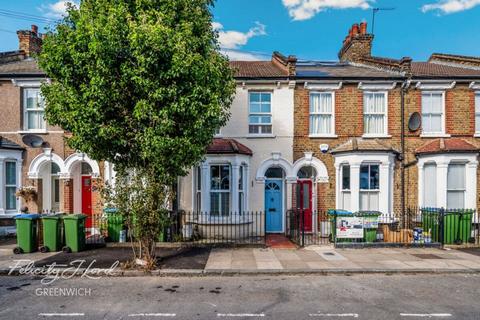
xmin=128 ymin=314 xmax=176 ymax=317
xmin=217 ymin=313 xmax=265 ymax=317
xmin=38 ymin=314 xmax=85 ymax=317
xmin=400 ymin=314 xmax=452 ymax=318
xmin=309 ymin=314 xmax=359 ymax=318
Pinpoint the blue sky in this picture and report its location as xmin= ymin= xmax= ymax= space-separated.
xmin=1 ymin=0 xmax=480 ymax=61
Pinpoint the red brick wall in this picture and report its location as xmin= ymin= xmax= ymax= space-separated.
xmin=294 ymin=82 xmax=480 ymax=213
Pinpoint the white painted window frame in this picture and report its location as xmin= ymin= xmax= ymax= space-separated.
xmin=334 ymin=153 xmax=395 ymax=218
xmin=308 ymin=91 xmax=336 ymax=138
xmin=362 ymin=91 xmax=389 ymax=138
xmin=475 ymin=92 xmax=480 ymax=136
xmin=23 ymin=88 xmax=46 ymax=132
xmin=420 ymin=91 xmax=447 ymax=137
xmin=195 ymin=154 xmax=250 ymax=221
xmin=0 ymin=152 xmax=23 ymax=216
xmin=248 ymin=91 xmax=272 ymax=135
xmin=417 ymin=153 xmax=478 ymax=210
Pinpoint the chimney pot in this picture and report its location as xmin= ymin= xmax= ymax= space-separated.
xmin=352 ymin=24 xmax=359 ymax=36
xmin=31 ymin=25 xmax=38 ymax=35
xmin=360 ymin=22 xmax=367 ymax=34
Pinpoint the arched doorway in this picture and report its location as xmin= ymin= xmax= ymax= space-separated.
xmin=295 ymin=166 xmax=317 ymax=232
xmin=37 ymin=161 xmax=62 ymax=213
xmin=265 ymin=167 xmax=285 ymax=233
xmin=71 ymin=162 xmax=94 ymax=227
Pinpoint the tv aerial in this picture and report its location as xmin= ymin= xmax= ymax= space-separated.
xmin=371 ymin=7 xmax=396 ymax=35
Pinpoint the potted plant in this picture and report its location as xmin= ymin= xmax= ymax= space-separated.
xmin=16 ymin=186 xmax=37 ymax=203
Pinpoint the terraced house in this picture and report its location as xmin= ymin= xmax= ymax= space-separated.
xmin=0 ymin=26 xmax=113 ymax=235
xmin=291 ymin=22 xmax=480 ymax=232
xmin=2 ymin=23 xmax=480 ymax=242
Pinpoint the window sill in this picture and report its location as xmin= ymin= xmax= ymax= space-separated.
xmin=17 ymin=130 xmax=48 ymax=135
xmin=474 ymin=133 xmax=480 ymax=138
xmin=361 ymin=134 xmax=392 ymax=139
xmin=246 ymin=134 xmax=276 ymax=139
xmin=420 ymin=133 xmax=451 ymax=138
xmin=309 ymin=134 xmax=338 ymax=138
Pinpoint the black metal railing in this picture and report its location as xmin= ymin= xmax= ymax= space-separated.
xmin=92 ymin=211 xmax=266 ymax=246
xmin=286 ymin=207 xmax=479 ymax=247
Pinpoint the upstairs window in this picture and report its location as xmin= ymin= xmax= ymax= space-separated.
xmin=310 ymin=92 xmax=334 ymax=135
xmin=475 ymin=92 xmax=480 ymax=134
xmin=249 ymin=92 xmax=272 ymax=134
xmin=422 ymin=92 xmax=444 ymax=135
xmin=363 ymin=92 xmax=387 ymax=135
xmin=24 ymin=88 xmax=46 ymax=131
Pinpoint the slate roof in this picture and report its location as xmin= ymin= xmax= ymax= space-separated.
xmin=0 ymin=58 xmax=43 ymax=76
xmin=331 ymin=138 xmax=399 ymax=154
xmin=207 ymin=138 xmax=253 ymax=156
xmin=229 ymin=61 xmax=288 ymax=78
xmin=0 ymin=137 xmax=24 ymax=150
xmin=415 ymin=138 xmax=479 ymax=155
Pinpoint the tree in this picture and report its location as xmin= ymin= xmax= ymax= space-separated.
xmin=39 ymin=0 xmax=235 ymax=266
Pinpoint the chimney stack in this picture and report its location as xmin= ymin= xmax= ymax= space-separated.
xmin=338 ymin=22 xmax=374 ymax=62
xmin=17 ymin=25 xmax=43 ymax=57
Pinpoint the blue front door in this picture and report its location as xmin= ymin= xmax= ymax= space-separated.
xmin=265 ymin=180 xmax=283 ymax=233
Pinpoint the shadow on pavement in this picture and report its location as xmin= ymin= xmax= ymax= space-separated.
xmin=33 ymin=246 xmax=211 ymax=269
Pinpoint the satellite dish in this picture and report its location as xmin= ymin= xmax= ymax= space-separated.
xmin=22 ymin=134 xmax=44 ymax=148
xmin=408 ymin=112 xmax=421 ymax=132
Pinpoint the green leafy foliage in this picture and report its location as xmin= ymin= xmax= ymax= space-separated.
xmin=38 ymin=0 xmax=235 ymax=266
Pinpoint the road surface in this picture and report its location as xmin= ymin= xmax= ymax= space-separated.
xmin=0 ymin=274 xmax=479 ymax=319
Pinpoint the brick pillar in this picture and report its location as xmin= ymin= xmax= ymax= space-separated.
xmin=28 ymin=179 xmax=43 ymax=213
xmin=63 ymin=179 xmax=74 ymax=214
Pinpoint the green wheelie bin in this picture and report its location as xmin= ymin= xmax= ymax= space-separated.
xmin=40 ymin=214 xmax=64 ymax=253
xmin=104 ymin=208 xmax=123 ymax=242
xmin=444 ymin=210 xmax=474 ymax=245
xmin=356 ymin=211 xmax=382 ymax=243
xmin=13 ymin=214 xmax=41 ymax=254
xmin=62 ymin=214 xmax=87 ymax=253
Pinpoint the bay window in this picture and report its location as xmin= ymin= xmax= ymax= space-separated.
xmin=24 ymin=88 xmax=46 ymax=131
xmin=363 ymin=92 xmax=387 ymax=136
xmin=249 ymin=92 xmax=272 ymax=134
xmin=309 ymin=92 xmax=334 ymax=136
xmin=447 ymin=163 xmax=466 ymax=209
xmin=359 ymin=164 xmax=380 ymax=211
xmin=210 ymin=165 xmax=230 ymax=216
xmin=422 ymin=92 xmax=444 ymax=135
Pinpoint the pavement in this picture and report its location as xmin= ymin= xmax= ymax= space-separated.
xmin=1 ymin=274 xmax=479 ymax=319
xmin=2 ymin=237 xmax=480 ymax=275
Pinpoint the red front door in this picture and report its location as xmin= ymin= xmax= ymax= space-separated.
xmin=296 ymin=180 xmax=312 ymax=232
xmin=82 ymin=176 xmax=93 ymax=228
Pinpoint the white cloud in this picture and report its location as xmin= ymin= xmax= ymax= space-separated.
xmin=422 ymin=0 xmax=480 ymax=14
xmin=221 ymin=49 xmax=270 ymax=61
xmin=40 ymin=1 xmax=78 ymax=19
xmin=215 ymin=22 xmax=267 ymax=49
xmin=282 ymin=0 xmax=372 ymax=21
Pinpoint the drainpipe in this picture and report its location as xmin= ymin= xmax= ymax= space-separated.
xmin=400 ymin=79 xmax=410 ymax=216
xmin=401 ymin=83 xmax=405 ymax=216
